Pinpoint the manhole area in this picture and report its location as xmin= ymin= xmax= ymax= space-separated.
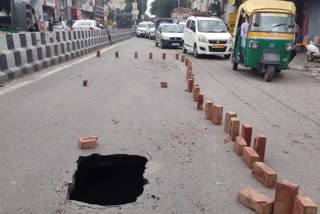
xmin=68 ymin=154 xmax=148 ymax=206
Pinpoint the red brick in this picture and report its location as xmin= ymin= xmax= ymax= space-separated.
xmin=224 ymin=112 xmax=237 ymax=133
xmin=162 ymin=53 xmax=166 ymax=60
xmin=134 ymin=52 xmax=138 ymax=59
xmin=193 ymin=86 xmax=200 ymax=102
xmin=235 ymin=136 xmax=247 ymax=156
xmin=175 ymin=53 xmax=179 ymax=60
xmin=274 ymin=180 xmax=300 ymax=214
xmin=185 ymin=58 xmax=189 ymax=66
xmin=187 ymin=79 xmax=194 ymax=92
xmin=78 ymin=136 xmax=98 ymax=149
xmin=83 ymin=80 xmax=88 ymax=87
xmin=181 ymin=55 xmax=185 ymax=63
xmin=293 ymin=196 xmax=318 ymax=214
xmin=205 ymin=100 xmax=213 ymax=120
xmin=197 ymin=93 xmax=204 ymax=110
xmin=238 ymin=187 xmax=273 ymax=214
xmin=96 ymin=50 xmax=100 ymax=57
xmin=149 ymin=52 xmax=153 ymax=59
xmin=229 ymin=117 xmax=240 ymax=141
xmin=160 ymin=82 xmax=168 ymax=88
xmin=115 ymin=51 xmax=119 ymax=58
xmin=254 ymin=134 xmax=267 ymax=162
xmin=242 ymin=146 xmax=260 ymax=169
xmin=192 ymin=84 xmax=199 ymax=98
xmin=252 ymin=162 xmax=277 ymax=188
xmin=241 ymin=123 xmax=253 ymax=146
xmin=211 ymin=105 xmax=223 ymax=125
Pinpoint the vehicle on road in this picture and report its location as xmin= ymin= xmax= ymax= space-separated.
xmin=145 ymin=23 xmax=156 ymax=39
xmin=116 ymin=13 xmax=133 ymax=29
xmin=0 ymin=0 xmax=39 ymax=33
xmin=178 ymin=22 xmax=186 ymax=30
xmin=136 ymin=22 xmax=149 ymax=38
xmin=154 ymin=18 xmax=173 ymax=31
xmin=182 ymin=16 xmax=233 ymax=59
xmin=155 ymin=24 xmax=183 ymax=49
xmin=306 ymin=36 xmax=320 ymax=62
xmin=231 ymin=0 xmax=296 ymax=82
xmin=72 ymin=20 xmax=101 ymax=30
xmin=53 ymin=20 xmax=71 ymax=31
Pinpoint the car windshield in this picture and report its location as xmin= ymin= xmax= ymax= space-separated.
xmin=197 ymin=20 xmax=227 ymax=33
xmin=162 ymin=25 xmax=183 ymax=33
xmin=73 ymin=20 xmax=92 ymax=26
xmin=138 ymin=23 xmax=147 ymax=28
xmin=250 ymin=12 xmax=294 ymax=33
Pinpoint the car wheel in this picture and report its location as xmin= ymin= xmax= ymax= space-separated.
xmin=193 ymin=44 xmax=199 ymax=58
xmin=232 ymin=62 xmax=238 ymax=71
xmin=264 ymin=65 xmax=275 ymax=82
xmin=224 ymin=54 xmax=231 ymax=59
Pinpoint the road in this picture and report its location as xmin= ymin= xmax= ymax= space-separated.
xmin=0 ymin=37 xmax=319 ymax=214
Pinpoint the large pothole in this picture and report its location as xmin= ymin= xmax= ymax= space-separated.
xmin=68 ymin=154 xmax=148 ymax=206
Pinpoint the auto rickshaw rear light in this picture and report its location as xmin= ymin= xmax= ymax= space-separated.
xmin=249 ymin=41 xmax=260 ymax=49
xmin=285 ymin=43 xmax=294 ymax=51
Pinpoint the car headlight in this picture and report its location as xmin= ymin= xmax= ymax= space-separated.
xmin=162 ymin=36 xmax=170 ymax=40
xmin=227 ymin=37 xmax=233 ymax=45
xmin=249 ymin=41 xmax=260 ymax=49
xmin=198 ymin=35 xmax=208 ymax=43
xmin=285 ymin=43 xmax=294 ymax=51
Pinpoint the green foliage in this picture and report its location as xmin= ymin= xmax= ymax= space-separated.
xmin=124 ymin=0 xmax=147 ymax=19
xmin=151 ymin=0 xmax=187 ymax=17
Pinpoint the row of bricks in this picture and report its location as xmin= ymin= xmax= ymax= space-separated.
xmin=183 ymin=58 xmax=318 ymax=214
xmin=96 ymin=51 xmax=185 ymax=61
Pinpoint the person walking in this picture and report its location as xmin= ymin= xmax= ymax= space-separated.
xmin=240 ymin=14 xmax=249 ymax=64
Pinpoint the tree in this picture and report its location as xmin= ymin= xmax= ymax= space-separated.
xmin=124 ymin=0 xmax=147 ymax=19
xmin=151 ymin=0 xmax=188 ymax=17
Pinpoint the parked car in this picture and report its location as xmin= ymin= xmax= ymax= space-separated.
xmin=182 ymin=16 xmax=233 ymax=58
xmin=145 ymin=23 xmax=156 ymax=39
xmin=72 ymin=20 xmax=101 ymax=30
xmin=155 ymin=24 xmax=183 ymax=49
xmin=136 ymin=22 xmax=150 ymax=37
xmin=53 ymin=21 xmax=71 ymax=31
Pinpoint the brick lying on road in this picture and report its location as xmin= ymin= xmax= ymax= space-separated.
xmin=160 ymin=82 xmax=168 ymax=88
xmin=242 ymin=146 xmax=260 ymax=169
xmin=238 ymin=187 xmax=273 ymax=214
xmin=78 ymin=136 xmax=98 ymax=149
xmin=252 ymin=162 xmax=277 ymax=188
xmin=229 ymin=117 xmax=240 ymax=141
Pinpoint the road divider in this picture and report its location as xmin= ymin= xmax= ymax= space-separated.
xmin=96 ymin=50 xmax=100 ymax=57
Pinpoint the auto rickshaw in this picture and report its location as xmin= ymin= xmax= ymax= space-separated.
xmin=231 ymin=0 xmax=296 ymax=82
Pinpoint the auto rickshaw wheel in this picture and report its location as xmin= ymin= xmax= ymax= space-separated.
xmin=307 ymin=55 xmax=314 ymax=62
xmin=232 ymin=62 xmax=238 ymax=71
xmin=264 ymin=65 xmax=275 ymax=82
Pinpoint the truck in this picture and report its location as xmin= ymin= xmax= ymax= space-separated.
xmin=0 ymin=0 xmax=39 ymax=34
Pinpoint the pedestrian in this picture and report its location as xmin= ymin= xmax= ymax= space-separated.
xmin=240 ymin=14 xmax=249 ymax=64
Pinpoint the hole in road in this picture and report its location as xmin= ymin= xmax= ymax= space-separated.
xmin=68 ymin=154 xmax=148 ymax=206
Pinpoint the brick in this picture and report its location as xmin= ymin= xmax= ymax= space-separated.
xmin=197 ymin=93 xmax=204 ymax=110
xmin=149 ymin=52 xmax=153 ymax=59
xmin=224 ymin=112 xmax=237 ymax=133
xmin=242 ymin=146 xmax=260 ymax=169
xmin=274 ymin=180 xmax=300 ymax=214
xmin=192 ymin=84 xmax=199 ymax=98
xmin=254 ymin=134 xmax=267 ymax=162
xmin=83 ymin=80 xmax=88 ymax=87
xmin=175 ymin=53 xmax=179 ymax=60
xmin=205 ymin=100 xmax=213 ymax=120
xmin=238 ymin=187 xmax=273 ymax=214
xmin=185 ymin=58 xmax=189 ymax=66
xmin=293 ymin=196 xmax=318 ymax=214
xmin=162 ymin=53 xmax=166 ymax=60
xmin=160 ymin=81 xmax=168 ymax=88
xmin=193 ymin=86 xmax=200 ymax=102
xmin=186 ymin=69 xmax=192 ymax=81
xmin=78 ymin=136 xmax=98 ymax=149
xmin=187 ymin=78 xmax=194 ymax=92
xmin=180 ymin=55 xmax=185 ymax=63
xmin=235 ymin=136 xmax=247 ymax=155
xmin=115 ymin=51 xmax=119 ymax=58
xmin=241 ymin=123 xmax=253 ymax=146
xmin=134 ymin=52 xmax=138 ymax=59
xmin=211 ymin=104 xmax=223 ymax=125
xmin=252 ymin=162 xmax=277 ymax=188
xmin=96 ymin=50 xmax=100 ymax=57
xmin=229 ymin=117 xmax=240 ymax=141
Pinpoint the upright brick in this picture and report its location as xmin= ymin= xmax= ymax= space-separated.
xmin=197 ymin=93 xmax=204 ymax=110
xmin=238 ymin=187 xmax=274 ymax=214
xmin=78 ymin=136 xmax=98 ymax=149
xmin=205 ymin=100 xmax=213 ymax=120
xmin=242 ymin=146 xmax=260 ymax=169
xmin=293 ymin=196 xmax=318 ymax=214
xmin=175 ymin=53 xmax=179 ymax=60
xmin=224 ymin=112 xmax=237 ymax=133
xmin=254 ymin=134 xmax=267 ymax=162
xmin=180 ymin=55 xmax=185 ymax=63
xmin=230 ymin=117 xmax=240 ymax=141
xmin=235 ymin=136 xmax=247 ymax=156
xmin=241 ymin=123 xmax=253 ymax=146
xmin=192 ymin=84 xmax=199 ymax=99
xmin=273 ymin=180 xmax=300 ymax=214
xmin=162 ymin=53 xmax=166 ymax=60
xmin=160 ymin=82 xmax=168 ymax=88
xmin=252 ymin=162 xmax=277 ymax=188
xmin=187 ymin=78 xmax=194 ymax=92
xmin=149 ymin=52 xmax=153 ymax=59
xmin=194 ymin=86 xmax=200 ymax=102
xmin=211 ymin=105 xmax=223 ymax=125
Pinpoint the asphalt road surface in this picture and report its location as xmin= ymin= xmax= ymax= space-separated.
xmin=0 ymin=37 xmax=319 ymax=214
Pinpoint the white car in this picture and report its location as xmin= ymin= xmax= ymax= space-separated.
xmin=183 ymin=16 xmax=233 ymax=59
xmin=72 ymin=20 xmax=101 ymax=30
xmin=136 ymin=22 xmax=148 ymax=38
xmin=53 ymin=21 xmax=71 ymax=31
xmin=155 ymin=24 xmax=183 ymax=49
xmin=145 ymin=23 xmax=156 ymax=39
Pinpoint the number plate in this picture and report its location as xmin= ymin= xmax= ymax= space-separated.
xmin=212 ymin=44 xmax=224 ymax=48
xmin=171 ymin=43 xmax=180 ymax=46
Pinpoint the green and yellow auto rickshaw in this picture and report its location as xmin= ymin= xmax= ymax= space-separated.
xmin=231 ymin=0 xmax=296 ymax=82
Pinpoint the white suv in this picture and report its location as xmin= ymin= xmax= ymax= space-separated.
xmin=183 ymin=16 xmax=233 ymax=59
